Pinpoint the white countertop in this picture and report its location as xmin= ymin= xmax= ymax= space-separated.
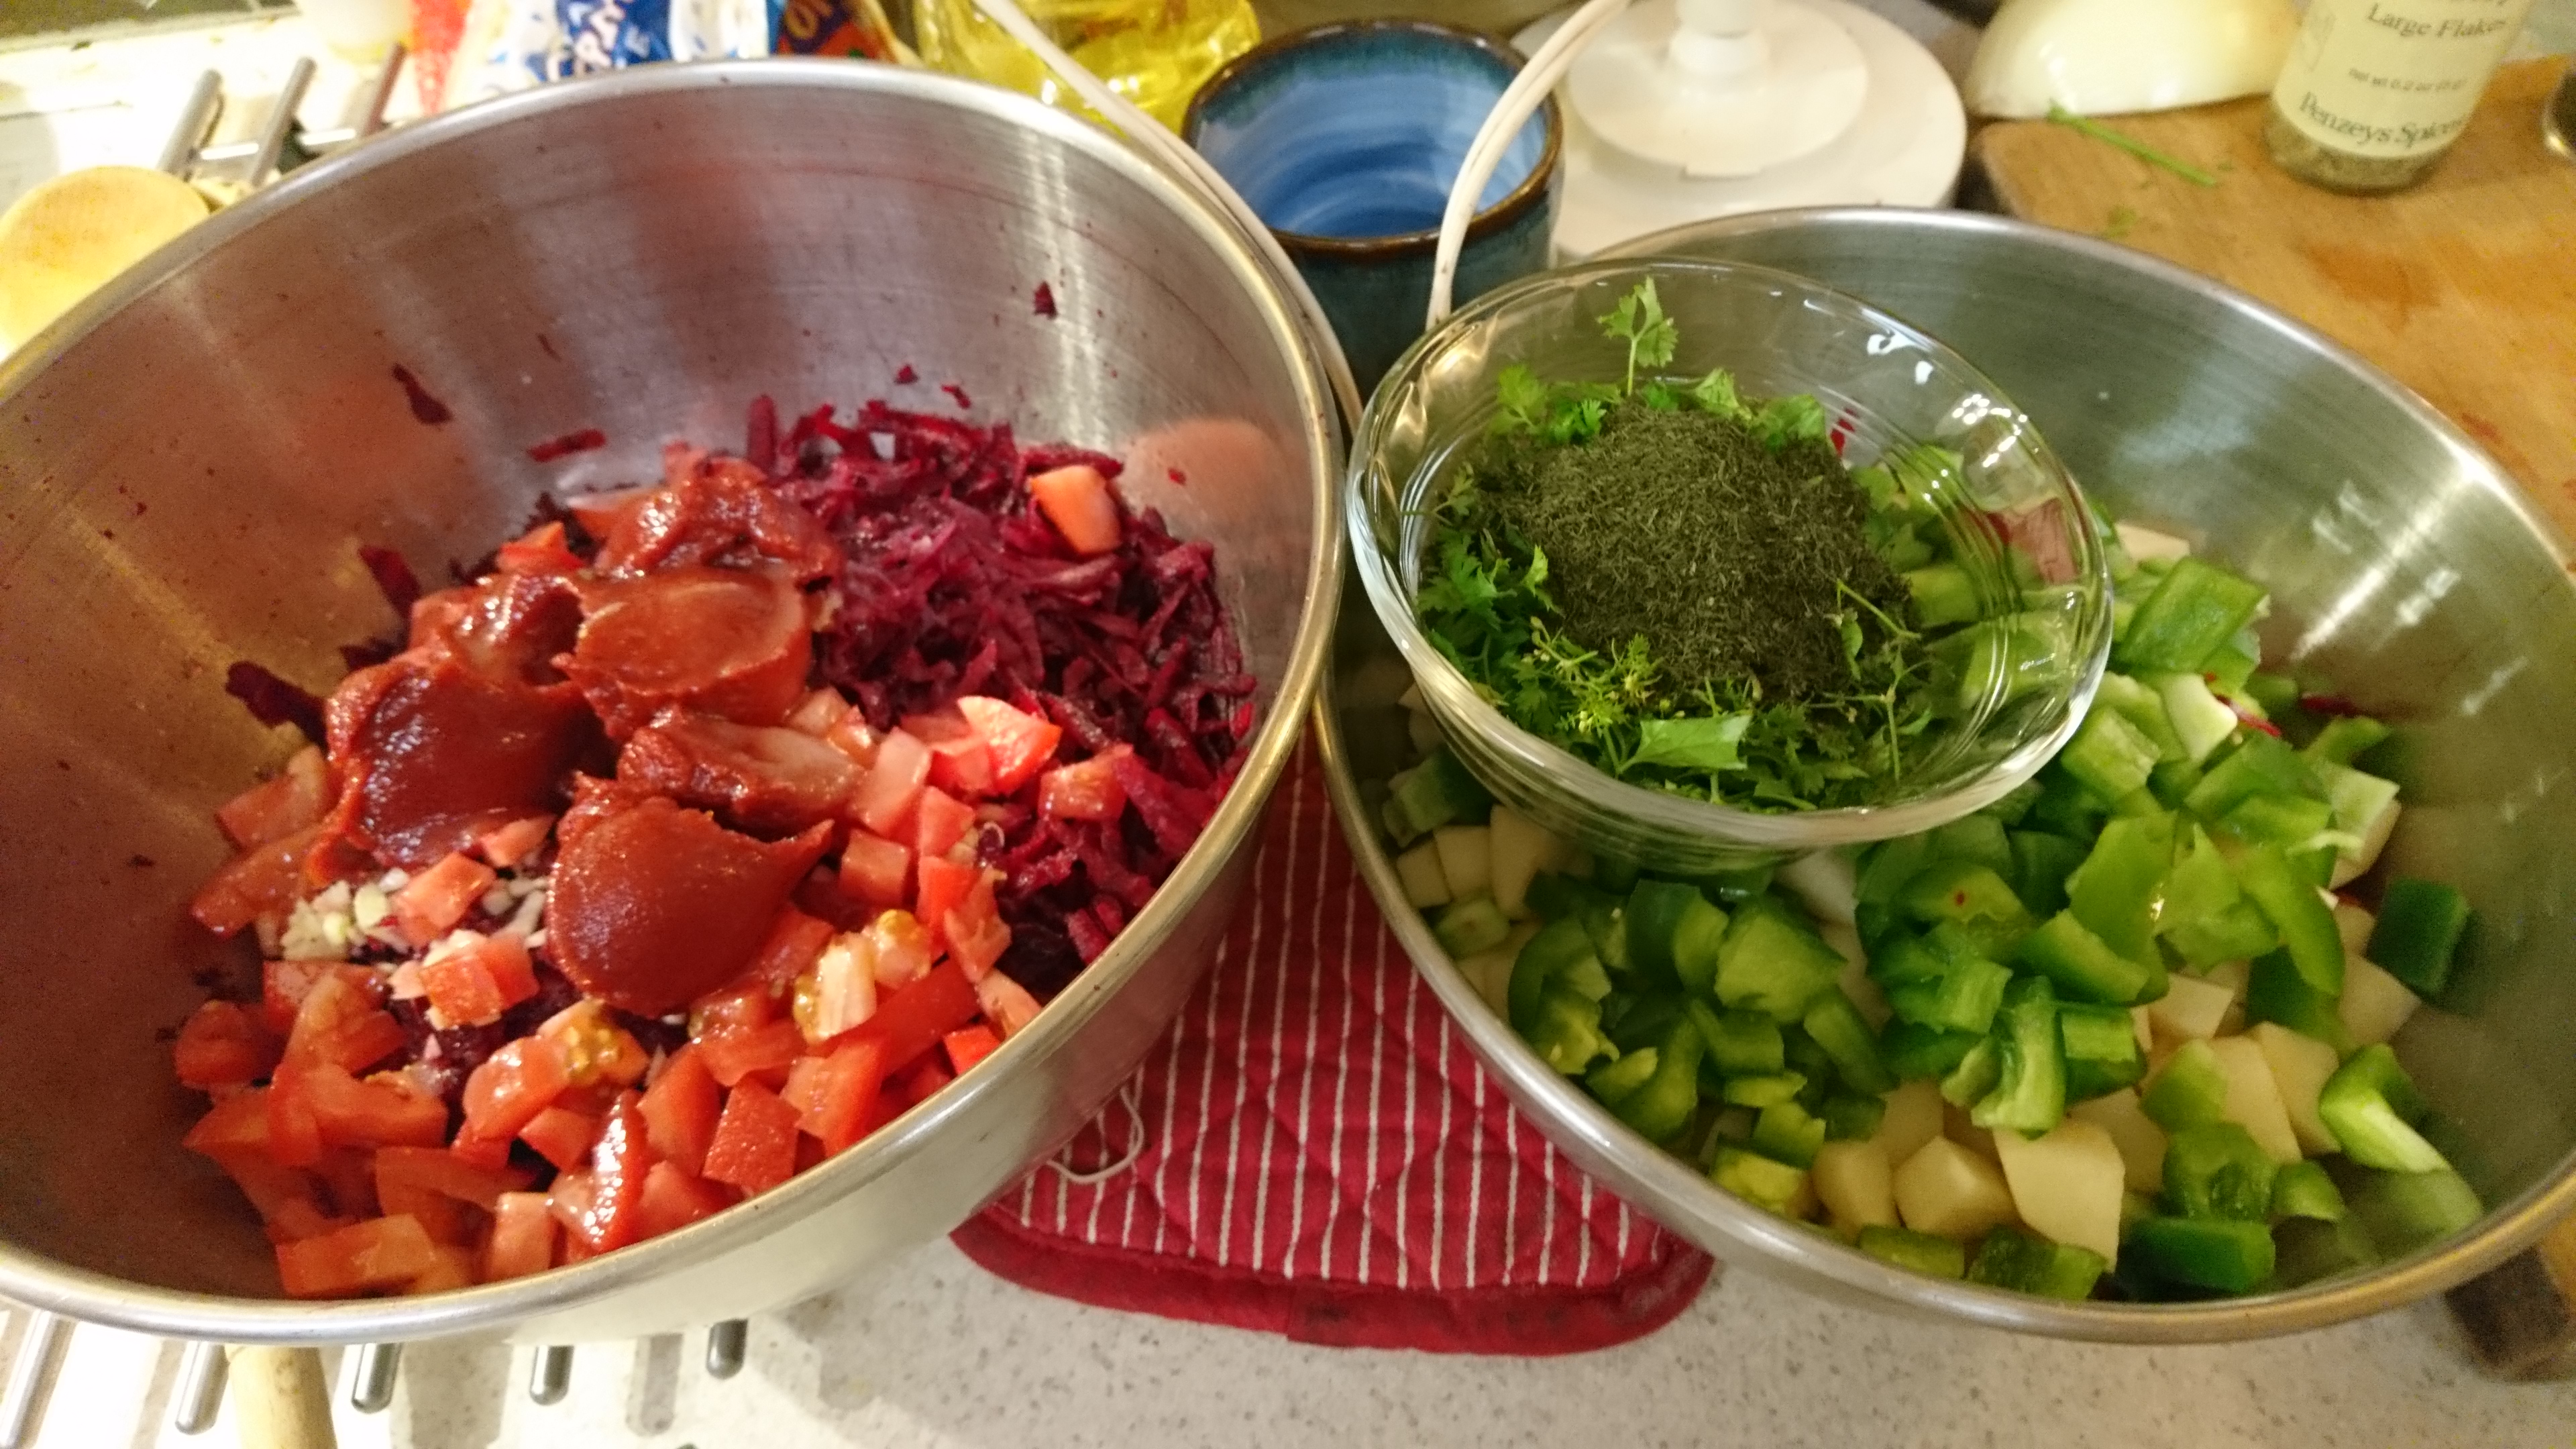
xmin=11 ymin=1236 xmax=2576 ymax=1448
xmin=5 ymin=9 xmax=2575 ymax=1448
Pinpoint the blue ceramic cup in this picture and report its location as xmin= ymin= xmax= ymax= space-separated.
xmin=1184 ymin=21 xmax=1563 ymax=392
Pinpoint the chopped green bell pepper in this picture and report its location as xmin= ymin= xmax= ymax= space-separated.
xmin=2184 ymin=732 xmax=2321 ymax=823
xmin=1526 ymin=986 xmax=1615 ymax=1076
xmin=2059 ymin=706 xmax=2163 ymax=804
xmin=2318 ymin=1044 xmax=2450 ymax=1173
xmin=1710 ymin=1146 xmax=1809 ymax=1216
xmin=1433 ymin=894 xmax=1511 ymax=958
xmin=1926 ymin=814 xmax=2014 ymax=876
xmin=1882 ymin=1020 xmax=1983 ymax=1081
xmin=2116 ymin=556 xmax=2268 ymax=674
xmin=1754 ymin=1100 xmax=1827 ymax=1167
xmin=1804 ymin=988 xmax=1896 ymax=1093
xmin=2059 ymin=1002 xmax=2147 ymax=1100
xmin=2272 ymin=1213 xmax=2378 ymax=1288
xmin=2234 ymin=845 xmax=2344 ymax=998
xmin=2015 ymin=910 xmax=2156 ymax=1005
xmin=2243 ymin=949 xmax=2358 ymax=1057
xmin=2140 ymin=1038 xmax=2230 ymax=1132
xmin=1854 ymin=836 xmax=1932 ymax=908
xmin=1381 ymin=747 xmax=1493 ymax=847
xmin=2367 ymin=878 xmax=2470 ymax=998
xmin=1896 ymin=861 xmax=2037 ymax=958
xmin=1584 ymin=1042 xmax=1658 ymax=1105
xmin=1690 ymin=1000 xmax=1785 ymax=1077
xmin=1715 ymin=899 xmax=1845 ymax=1022
xmin=1972 ymin=977 xmax=2066 ymax=1135
xmin=1859 ymin=1224 xmax=1968 ymax=1278
xmin=1821 ymin=1091 xmax=1888 ymax=1142
xmin=2094 ymin=671 xmax=2188 ymax=764
xmin=2303 ymin=714 xmax=2390 ymax=767
xmin=2270 ymin=1160 xmax=2347 ymax=1222
xmin=1886 ymin=955 xmax=2014 ymax=1036
xmin=2006 ymin=829 xmax=2090 ymax=919
xmin=1722 ymin=1072 xmax=1809 ymax=1108
xmin=1509 ymin=916 xmax=1605 ymax=1034
xmin=1625 ymin=879 xmax=1729 ymax=994
xmin=2348 ymin=1166 xmax=2483 ymax=1256
xmin=2216 ymin=794 xmax=2337 ymax=851
xmin=1612 ymin=1016 xmax=1707 ymax=1143
xmin=2065 ymin=812 xmax=2176 ymax=965
xmin=2125 ymin=1216 xmax=2275 ymax=1293
xmin=2162 ymin=1122 xmax=2277 ymax=1221
xmin=1940 ymin=1034 xmax=2003 ymax=1108
xmin=1967 ymin=1225 xmax=2108 ymax=1299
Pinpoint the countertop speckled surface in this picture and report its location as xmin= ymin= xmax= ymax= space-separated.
xmin=11 ymin=1236 xmax=2575 ymax=1447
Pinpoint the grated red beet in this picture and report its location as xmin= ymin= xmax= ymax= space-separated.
xmin=746 ymin=396 xmax=1258 ymax=992
xmin=224 ymin=662 xmax=327 ymax=746
xmin=526 ymin=428 xmax=608 ymax=463
xmin=358 ymin=545 xmax=422 ymax=615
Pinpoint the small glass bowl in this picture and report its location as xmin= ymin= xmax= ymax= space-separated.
xmin=1347 ymin=257 xmax=2114 ymax=872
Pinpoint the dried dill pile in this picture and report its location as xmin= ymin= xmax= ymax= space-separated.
xmin=1415 ymin=279 xmax=1954 ymax=811
xmin=1477 ymin=398 xmax=1910 ymax=703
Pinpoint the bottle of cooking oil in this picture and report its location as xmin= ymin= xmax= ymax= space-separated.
xmin=914 ymin=0 xmax=1262 ymax=132
xmin=2262 ymin=0 xmax=2538 ymax=193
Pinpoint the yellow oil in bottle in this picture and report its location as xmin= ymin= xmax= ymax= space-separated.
xmin=914 ymin=0 xmax=1260 ymax=132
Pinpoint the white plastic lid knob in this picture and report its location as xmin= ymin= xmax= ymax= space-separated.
xmin=1563 ymin=0 xmax=1869 ymax=177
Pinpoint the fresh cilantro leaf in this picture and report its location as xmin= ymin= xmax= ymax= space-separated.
xmin=1639 ymin=382 xmax=1681 ymax=412
xmin=1750 ymin=394 xmax=1829 ymax=449
xmin=1632 ymin=714 xmax=1750 ymax=772
xmin=1494 ymin=363 xmax=1549 ymax=435
xmin=1689 ymin=368 xmax=1746 ymax=420
xmin=1542 ymin=394 xmax=1607 ymax=445
xmin=1597 ymin=278 xmax=1678 ymax=394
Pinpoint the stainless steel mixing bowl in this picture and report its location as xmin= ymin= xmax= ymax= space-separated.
xmin=1318 ymin=207 xmax=2576 ymax=1341
xmin=0 ymin=60 xmax=1340 ymax=1345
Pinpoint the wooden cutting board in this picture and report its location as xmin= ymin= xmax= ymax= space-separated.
xmin=1981 ymin=60 xmax=2576 ymax=1380
xmin=1972 ymin=59 xmax=2576 ymax=546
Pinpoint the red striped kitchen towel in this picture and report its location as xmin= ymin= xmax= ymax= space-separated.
xmin=950 ymin=740 xmax=1715 ymax=1354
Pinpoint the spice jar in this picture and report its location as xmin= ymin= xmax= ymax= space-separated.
xmin=2262 ymin=0 xmax=2540 ymax=193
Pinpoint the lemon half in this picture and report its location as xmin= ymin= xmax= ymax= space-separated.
xmin=0 ymin=166 xmax=211 ymax=350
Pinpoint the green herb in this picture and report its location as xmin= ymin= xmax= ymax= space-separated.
xmin=2046 ymin=104 xmax=2220 ymax=188
xmin=1416 ymin=281 xmax=1958 ymax=812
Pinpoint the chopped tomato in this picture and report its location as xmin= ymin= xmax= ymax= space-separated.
xmin=564 ymin=484 xmax=655 ymax=540
xmin=747 ymin=907 xmax=834 ymax=987
xmin=280 ymin=969 xmax=401 ymax=1075
xmin=955 ymin=696 xmax=1063 ymax=795
xmin=215 ymin=746 xmax=333 ymax=850
xmin=374 ymin=1144 xmax=533 ymax=1211
xmin=945 ymin=875 xmax=1012 ymax=983
xmin=797 ymin=1036 xmax=887 ymax=1154
xmin=520 ymin=1105 xmax=603 ymax=1172
xmin=475 ymin=814 xmax=555 ymax=869
xmin=838 ymin=831 xmax=910 ymax=910
xmin=779 ymin=1054 xmax=826 ymax=1117
xmin=209 ymin=1152 xmax=343 ymax=1242
xmin=376 ymin=1183 xmax=470 ymax=1248
xmin=535 ymin=1000 xmax=650 ymax=1089
xmin=863 ymin=909 xmax=935 ymax=994
xmin=1038 ymin=748 xmax=1128 ymax=822
xmin=260 ymin=959 xmax=374 ymax=1036
xmin=700 ymin=1079 xmax=800 ymax=1194
xmin=902 ymin=708 xmax=995 ymax=796
xmin=886 ymin=1056 xmax=955 ymax=1110
xmin=460 ymin=1036 xmax=573 ymax=1143
xmin=847 ymin=960 xmax=980 ymax=1075
xmin=912 ymin=786 xmax=977 ymax=863
xmin=561 ymin=1093 xmax=651 ymax=1253
xmin=689 ymin=977 xmax=779 ymax=1039
xmin=1028 ymin=463 xmax=1122 ymax=555
xmin=804 ymin=932 xmax=877 ymax=1042
xmin=943 ymin=1024 xmax=1002 ymax=1075
xmin=419 ymin=932 xmax=537 ymax=1028
xmin=263 ymin=1073 xmax=327 ymax=1167
xmin=276 ymin=1214 xmax=437 ymax=1299
xmin=289 ymin=1063 xmax=449 ymax=1149
xmin=546 ymin=1169 xmax=598 ymax=1246
xmin=495 ymin=521 xmax=586 ymax=576
xmin=633 ymin=1161 xmax=734 ymax=1240
xmin=483 ymin=1191 xmax=557 ymax=1281
xmin=824 ymin=710 xmax=881 ymax=769
xmin=174 ymin=1000 xmax=278 ymax=1089
xmin=850 ymin=729 xmax=930 ymax=836
xmin=974 ymin=971 xmax=1043 ymax=1039
xmin=784 ymin=688 xmax=849 ymax=737
xmin=183 ymin=1090 xmax=276 ymax=1157
xmin=698 ymin=1020 xmax=804 ymax=1089
xmin=402 ymin=1244 xmax=480 ymax=1295
xmin=310 ymin=1147 xmax=378 ymax=1220
xmin=190 ymin=822 xmax=327 ymax=937
xmin=637 ymin=1045 xmax=722 ymax=1176
xmin=449 ymin=1130 xmax=513 ymax=1174
xmin=912 ymin=857 xmax=978 ymax=956
xmin=394 ymin=851 xmax=500 ymax=947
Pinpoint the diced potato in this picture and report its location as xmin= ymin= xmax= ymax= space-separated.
xmin=2069 ymin=1087 xmax=2169 ymax=1193
xmin=1944 ymin=1102 xmax=1999 ymax=1162
xmin=2328 ymin=798 xmax=2401 ymax=889
xmin=1432 ymin=824 xmax=1491 ymax=902
xmin=1812 ymin=1140 xmax=1898 ymax=1230
xmin=1872 ymin=1079 xmax=1945 ymax=1167
xmin=1406 ymin=708 xmax=1446 ymax=759
xmin=2131 ymin=1006 xmax=2155 ymax=1057
xmin=1456 ymin=947 xmax=1514 ymax=1017
xmin=1395 ymin=840 xmax=1450 ymax=909
xmin=2148 ymin=970 xmax=2237 ymax=1043
xmin=2332 ymin=898 xmax=2377 ymax=959
xmin=1823 ymin=921 xmax=1891 ymax=1029
xmin=1487 ymin=805 xmax=1555 ymax=920
xmin=1779 ymin=849 xmax=1859 ymax=927
xmin=2339 ymin=955 xmax=2422 ymax=1047
xmin=1994 ymin=1119 xmax=2127 ymax=1264
xmin=2116 ymin=521 xmax=2193 ymax=564
xmin=2249 ymin=1021 xmax=2341 ymax=1156
xmin=1893 ymin=1137 xmax=2019 ymax=1240
xmin=2205 ymin=959 xmax=2251 ymax=1036
xmin=2208 ymin=1035 xmax=2304 ymax=1165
